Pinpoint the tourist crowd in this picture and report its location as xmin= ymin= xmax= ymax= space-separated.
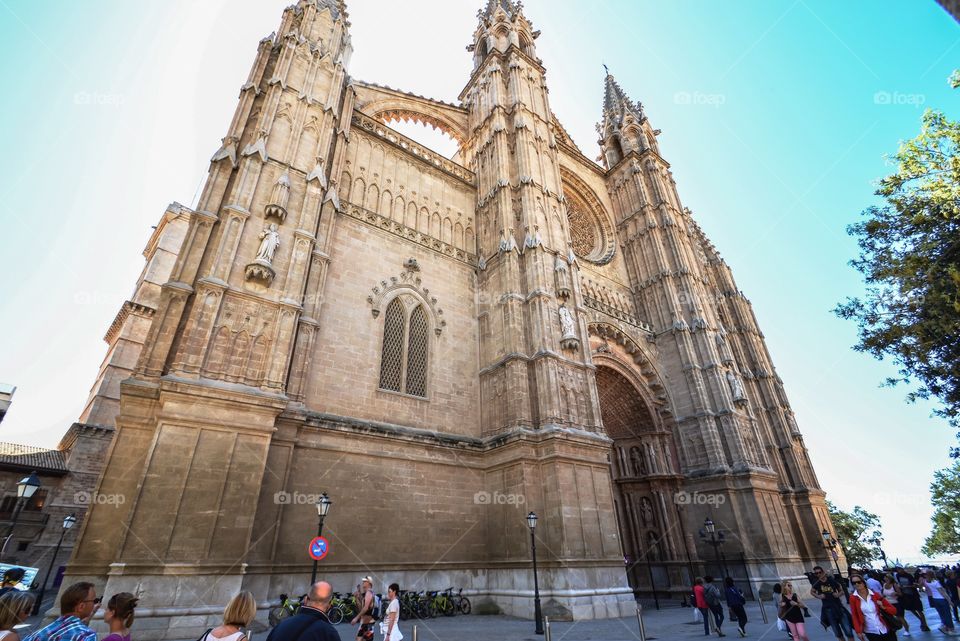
xmin=0 ymin=568 xmax=402 ymax=641
xmin=694 ymin=564 xmax=960 ymax=640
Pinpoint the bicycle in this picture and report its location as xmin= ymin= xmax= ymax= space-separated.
xmin=454 ymin=588 xmax=471 ymax=615
xmin=432 ymin=589 xmax=456 ymax=617
xmin=329 ymin=592 xmax=359 ymax=625
xmin=268 ymin=593 xmax=303 ymax=627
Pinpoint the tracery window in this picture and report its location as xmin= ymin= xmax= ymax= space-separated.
xmin=378 ymin=296 xmax=430 ymax=398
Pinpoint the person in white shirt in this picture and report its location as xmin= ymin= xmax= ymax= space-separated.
xmin=380 ymin=583 xmax=402 ymax=641
xmin=919 ymin=570 xmax=956 ymax=635
xmin=849 ymin=574 xmax=896 ymax=641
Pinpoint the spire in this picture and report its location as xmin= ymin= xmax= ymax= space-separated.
xmin=597 ymin=68 xmax=653 ymax=169
xmin=602 ymin=68 xmax=645 ymax=127
xmin=478 ymin=0 xmax=522 ymax=22
xmin=313 ymin=0 xmax=347 ymax=21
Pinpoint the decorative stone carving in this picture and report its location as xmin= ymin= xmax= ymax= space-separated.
xmin=726 ymin=370 xmax=747 ymax=404
xmin=367 ymin=267 xmax=445 ymax=336
xmin=559 ymin=304 xmax=579 ymax=351
xmin=640 ymin=497 xmax=655 ymax=526
xmin=264 ymin=172 xmax=291 ymax=222
xmin=554 ymin=253 xmax=571 ymax=299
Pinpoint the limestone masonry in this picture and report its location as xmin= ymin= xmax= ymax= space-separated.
xmin=65 ymin=1 xmax=836 ymax=638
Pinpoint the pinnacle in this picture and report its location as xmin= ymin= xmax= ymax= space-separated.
xmin=602 ymin=68 xmax=645 ymax=124
xmin=478 ymin=0 xmax=522 ymax=22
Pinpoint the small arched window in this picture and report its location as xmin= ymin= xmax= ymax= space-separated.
xmin=378 ymin=295 xmax=430 ymax=398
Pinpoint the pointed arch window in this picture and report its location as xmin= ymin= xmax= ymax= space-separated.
xmin=378 ymin=295 xmax=430 ymax=398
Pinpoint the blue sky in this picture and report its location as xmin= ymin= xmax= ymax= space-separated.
xmin=0 ymin=0 xmax=957 ymax=563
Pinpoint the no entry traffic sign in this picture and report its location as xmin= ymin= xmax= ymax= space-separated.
xmin=308 ymin=536 xmax=329 ymax=561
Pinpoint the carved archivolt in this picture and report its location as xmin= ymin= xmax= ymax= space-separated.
xmin=560 ymin=166 xmax=616 ymax=265
xmin=367 ymin=265 xmax=446 ymax=336
xmin=588 ymin=322 xmax=667 ymax=406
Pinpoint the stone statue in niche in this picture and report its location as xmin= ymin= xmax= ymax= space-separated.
xmin=640 ymin=497 xmax=655 ymax=526
xmin=256 ymin=223 xmax=281 ymax=264
xmin=559 ymin=304 xmax=580 ymax=351
xmin=726 ymin=370 xmax=747 ymax=403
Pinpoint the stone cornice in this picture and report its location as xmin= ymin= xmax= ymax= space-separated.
xmin=103 ymin=300 xmax=156 ymax=344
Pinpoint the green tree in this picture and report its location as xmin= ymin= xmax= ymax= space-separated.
xmin=922 ymin=460 xmax=960 ymax=557
xmin=827 ymin=501 xmax=884 ymax=567
xmin=835 ymin=72 xmax=960 ymax=453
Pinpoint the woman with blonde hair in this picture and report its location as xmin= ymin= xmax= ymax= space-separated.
xmin=0 ymin=591 xmax=36 ymax=641
xmin=778 ymin=579 xmax=810 ymax=641
xmin=200 ymin=591 xmax=257 ymax=641
xmin=103 ymin=593 xmax=139 ymax=641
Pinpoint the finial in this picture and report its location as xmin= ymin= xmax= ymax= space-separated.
xmin=603 ymin=63 xmax=609 ymax=76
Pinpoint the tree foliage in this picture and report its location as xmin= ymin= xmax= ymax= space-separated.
xmin=827 ymin=500 xmax=884 ymax=567
xmin=922 ymin=460 xmax=960 ymax=557
xmin=835 ymin=73 xmax=960 ymax=453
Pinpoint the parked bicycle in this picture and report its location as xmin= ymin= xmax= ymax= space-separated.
xmin=268 ymin=593 xmax=303 ymax=627
xmin=453 ymin=588 xmax=471 ymax=615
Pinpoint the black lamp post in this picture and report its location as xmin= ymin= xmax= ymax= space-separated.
xmin=700 ymin=517 xmax=729 ymax=579
xmin=2 ymin=471 xmax=41 ymax=560
xmin=527 ymin=511 xmax=544 ymax=635
xmin=820 ymin=528 xmax=848 ymax=596
xmin=32 ymin=513 xmax=76 ymax=615
xmin=310 ymin=493 xmax=331 ymax=585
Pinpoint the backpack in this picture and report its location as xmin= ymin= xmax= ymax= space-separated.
xmin=704 ymin=583 xmax=721 ymax=607
xmin=370 ymin=593 xmax=383 ymax=620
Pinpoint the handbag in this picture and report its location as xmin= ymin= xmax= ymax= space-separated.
xmin=877 ymin=598 xmax=903 ymax=632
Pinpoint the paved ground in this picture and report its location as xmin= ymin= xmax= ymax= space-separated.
xmin=17 ymin=599 xmax=957 ymax=641
xmin=322 ymin=601 xmax=957 ymax=641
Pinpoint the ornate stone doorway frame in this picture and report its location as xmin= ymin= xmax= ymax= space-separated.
xmin=588 ymin=322 xmax=696 ymax=600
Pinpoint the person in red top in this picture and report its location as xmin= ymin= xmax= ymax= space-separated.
xmin=849 ymin=573 xmax=898 ymax=641
xmin=694 ymin=577 xmax=710 ymax=636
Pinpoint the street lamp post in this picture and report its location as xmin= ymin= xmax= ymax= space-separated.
xmin=2 ymin=472 xmax=41 ymax=561
xmin=527 ymin=512 xmax=544 ymax=635
xmin=309 ymin=493 xmax=331 ymax=586
xmin=700 ymin=518 xmax=729 ymax=579
xmin=32 ymin=513 xmax=76 ymax=615
xmin=820 ymin=528 xmax=848 ymax=597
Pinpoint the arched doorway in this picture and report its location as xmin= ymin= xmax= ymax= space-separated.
xmin=592 ymin=351 xmax=692 ymax=600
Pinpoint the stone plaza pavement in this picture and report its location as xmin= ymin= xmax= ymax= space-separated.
xmin=331 ymin=601 xmax=957 ymax=641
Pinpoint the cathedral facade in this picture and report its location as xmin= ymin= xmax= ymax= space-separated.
xmin=66 ymin=1 xmax=836 ymax=638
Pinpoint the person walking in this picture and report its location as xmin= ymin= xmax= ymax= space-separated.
xmin=946 ymin=570 xmax=960 ymax=625
xmin=772 ymin=584 xmax=790 ymax=637
xmin=351 ymin=577 xmax=376 ymax=641
xmin=724 ymin=577 xmax=747 ymax=637
xmin=694 ymin=578 xmax=710 ymax=636
xmin=0 ymin=591 xmax=36 ymax=641
xmin=919 ymin=569 xmax=956 ymax=635
xmin=811 ymin=566 xmax=854 ymax=641
xmin=102 ymin=593 xmax=139 ymax=641
xmin=779 ymin=580 xmax=810 ymax=641
xmin=704 ymin=576 xmax=726 ymax=637
xmin=198 ymin=592 xmax=256 ymax=641
xmin=895 ymin=567 xmax=929 ymax=631
xmin=23 ymin=582 xmax=99 ymax=641
xmin=266 ymin=582 xmax=338 ymax=641
xmin=881 ymin=573 xmax=910 ymax=636
xmin=380 ymin=583 xmax=401 ymax=641
xmin=849 ymin=573 xmax=897 ymax=641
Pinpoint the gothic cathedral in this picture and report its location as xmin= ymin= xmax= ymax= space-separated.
xmin=69 ymin=1 xmax=835 ymax=638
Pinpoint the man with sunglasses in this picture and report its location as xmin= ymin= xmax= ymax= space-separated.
xmin=23 ymin=582 xmax=100 ymax=641
xmin=811 ymin=566 xmax=855 ymax=641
